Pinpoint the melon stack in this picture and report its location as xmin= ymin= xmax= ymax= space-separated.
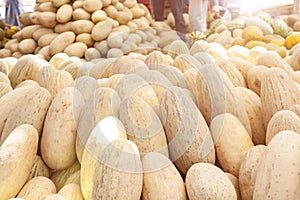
xmin=0 ymin=0 xmax=178 ymax=60
xmin=187 ymin=11 xmax=300 ymax=56
xmin=0 ymin=30 xmax=300 ymax=199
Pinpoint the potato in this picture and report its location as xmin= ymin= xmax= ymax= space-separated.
xmin=0 ymin=49 xmax=11 ymax=58
xmin=115 ymin=11 xmax=132 ymax=25
xmin=4 ymin=39 xmax=18 ymax=50
xmin=51 ymin=0 xmax=70 ymax=7
xmin=72 ymin=20 xmax=94 ymax=34
xmin=83 ymin=0 xmax=102 ymax=13
xmin=54 ymin=22 xmax=73 ymax=33
xmin=76 ymin=33 xmax=94 ymax=47
xmin=72 ymin=8 xmax=91 ymax=20
xmin=102 ymin=0 xmax=111 ymax=7
xmin=131 ymin=6 xmax=145 ymax=19
xmin=91 ymin=20 xmax=113 ymax=41
xmin=56 ymin=4 xmax=73 ymax=23
xmin=103 ymin=5 xmax=118 ymax=19
xmin=85 ymin=48 xmax=101 ymax=61
xmin=36 ymin=0 xmax=51 ymax=3
xmin=32 ymin=28 xmax=54 ymax=41
xmin=29 ymin=12 xmax=41 ymax=24
xmin=12 ymin=51 xmax=23 ymax=59
xmin=106 ymin=48 xmax=123 ymax=58
xmin=112 ymin=24 xmax=130 ymax=33
xmin=38 ymin=12 xmax=57 ymax=28
xmin=91 ymin=10 xmax=107 ymax=23
xmin=38 ymin=33 xmax=59 ymax=47
xmin=20 ymin=25 xmax=42 ymax=39
xmin=9 ymin=30 xmax=21 ymax=40
xmin=36 ymin=2 xmax=57 ymax=12
xmin=49 ymin=31 xmax=76 ymax=55
xmin=107 ymin=17 xmax=119 ymax=28
xmin=64 ymin=42 xmax=88 ymax=58
xmin=49 ymin=52 xmax=70 ymax=69
xmin=107 ymin=31 xmax=124 ymax=48
xmin=123 ymin=0 xmax=136 ymax=8
xmin=38 ymin=46 xmax=51 ymax=61
xmin=19 ymin=12 xmax=33 ymax=26
xmin=95 ymin=40 xmax=109 ymax=55
xmin=18 ymin=39 xmax=37 ymax=54
xmin=72 ymin=0 xmax=83 ymax=9
xmin=114 ymin=2 xmax=124 ymax=11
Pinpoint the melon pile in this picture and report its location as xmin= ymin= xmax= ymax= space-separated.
xmin=0 ymin=26 xmax=300 ymax=199
xmin=0 ymin=1 xmax=300 ymax=199
xmin=186 ymin=11 xmax=300 ymax=54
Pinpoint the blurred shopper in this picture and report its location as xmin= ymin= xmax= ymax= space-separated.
xmin=188 ymin=0 xmax=229 ymax=32
xmin=5 ymin=0 xmax=24 ymax=28
xmin=137 ymin=0 xmax=152 ymax=14
xmin=151 ymin=0 xmax=187 ymax=41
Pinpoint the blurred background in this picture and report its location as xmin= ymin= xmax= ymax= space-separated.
xmin=0 ymin=0 xmax=296 ymax=20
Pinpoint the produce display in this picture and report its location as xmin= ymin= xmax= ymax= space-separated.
xmin=0 ymin=0 xmax=300 ymax=199
xmin=0 ymin=19 xmax=20 ymax=49
xmin=1 ymin=0 xmax=173 ymax=60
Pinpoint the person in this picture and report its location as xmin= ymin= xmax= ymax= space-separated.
xmin=151 ymin=0 xmax=187 ymax=42
xmin=188 ymin=0 xmax=229 ymax=32
xmin=137 ymin=0 xmax=152 ymax=14
xmin=4 ymin=0 xmax=24 ymax=28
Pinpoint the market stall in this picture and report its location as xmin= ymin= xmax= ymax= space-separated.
xmin=0 ymin=0 xmax=299 ymax=199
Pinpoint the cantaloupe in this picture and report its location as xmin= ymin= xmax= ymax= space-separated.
xmin=186 ymin=163 xmax=237 ymax=200
xmin=253 ymin=131 xmax=300 ymax=199
xmin=0 ymin=125 xmax=38 ymax=200
xmin=92 ymin=139 xmax=143 ymax=200
xmin=210 ymin=113 xmax=254 ymax=177
xmin=160 ymin=86 xmax=215 ymax=174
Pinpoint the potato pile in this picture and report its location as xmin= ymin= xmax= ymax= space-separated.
xmin=0 ymin=0 xmax=179 ymax=60
xmin=0 ymin=26 xmax=300 ymax=199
